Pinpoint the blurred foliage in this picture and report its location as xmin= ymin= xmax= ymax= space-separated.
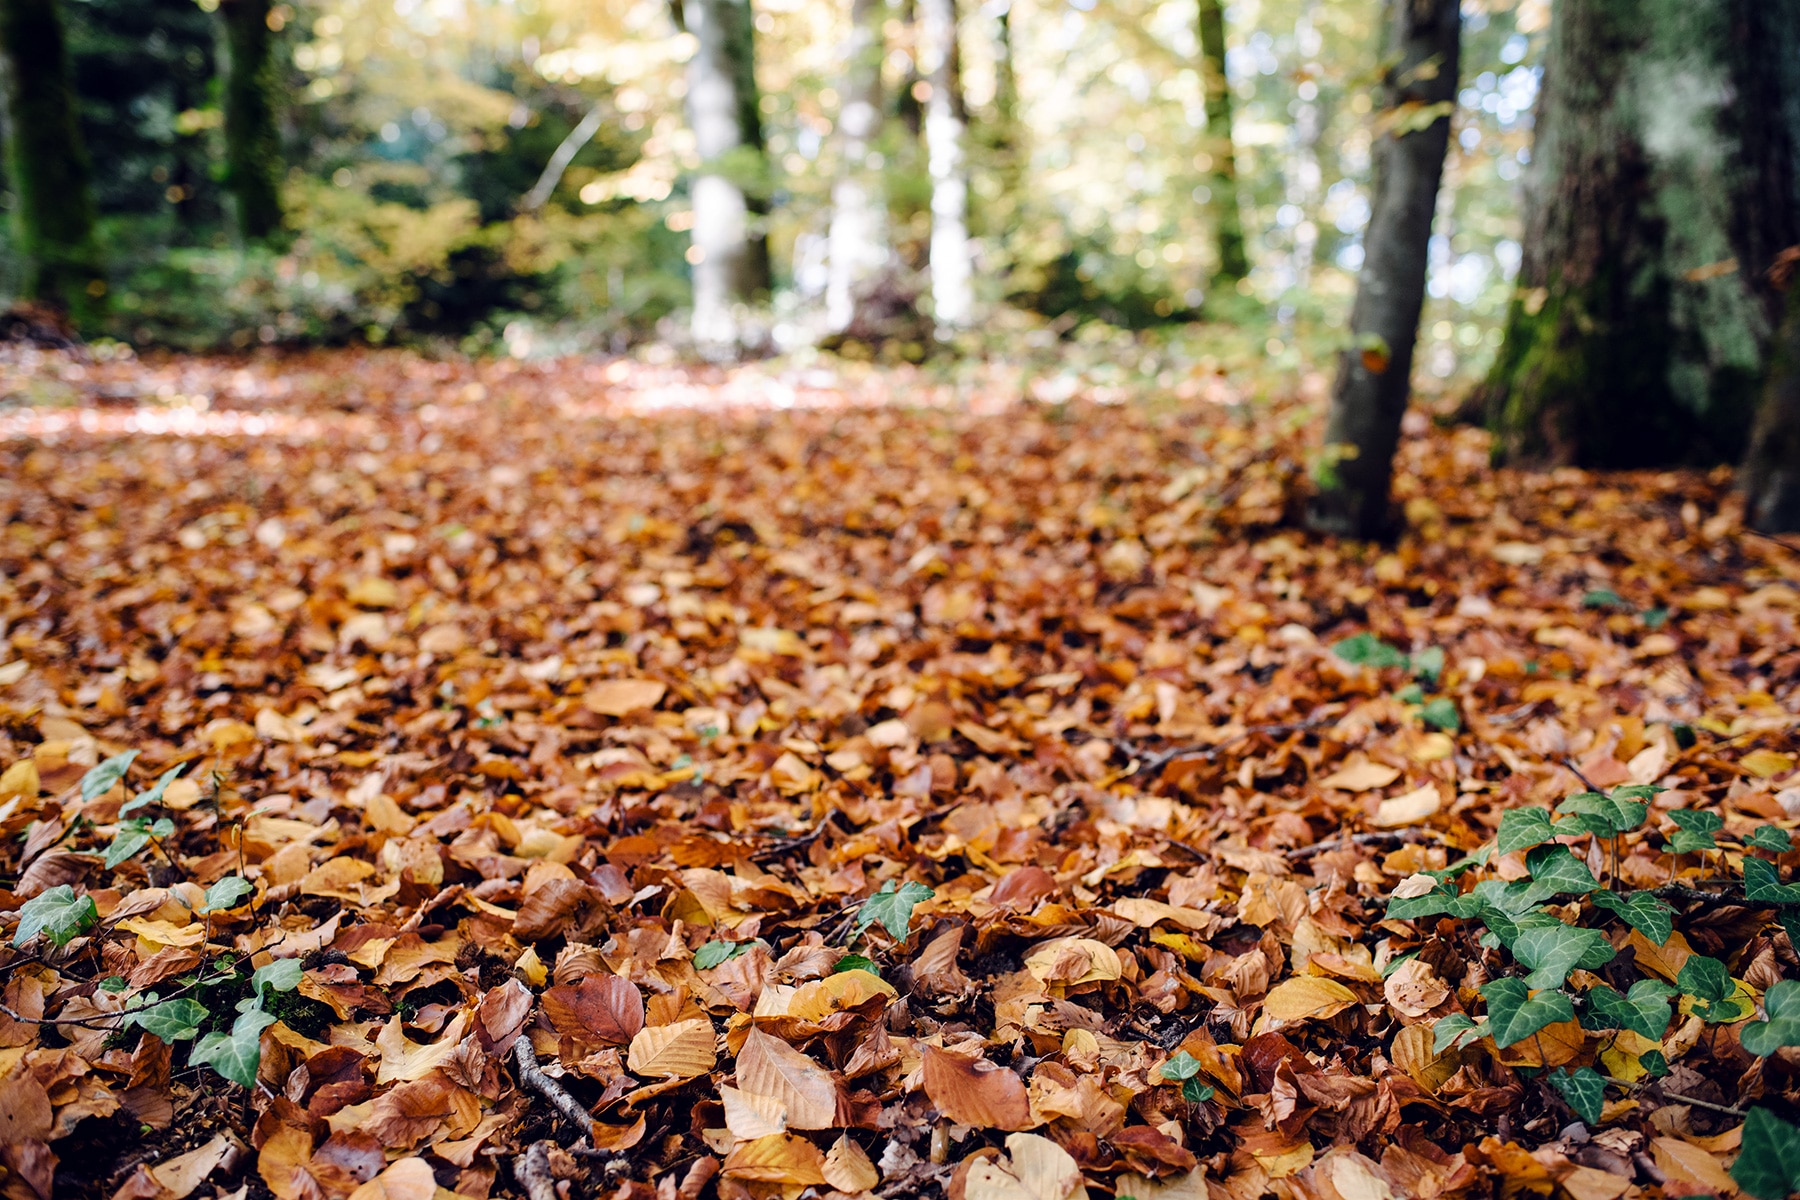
xmin=0 ymin=0 xmax=1548 ymax=371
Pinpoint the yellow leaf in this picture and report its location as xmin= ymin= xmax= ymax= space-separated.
xmin=1260 ymin=975 xmax=1358 ymax=1024
xmin=1318 ymin=759 xmax=1400 ymax=792
xmin=734 ymin=1028 xmax=837 ymax=1130
xmin=583 ymin=679 xmax=667 ymax=717
xmin=1741 ymin=749 xmax=1794 ymax=779
xmin=822 ymin=1135 xmax=880 ymax=1194
xmin=347 ymin=578 xmax=400 ymax=608
xmin=722 ymin=1134 xmax=828 ymax=1185
xmin=346 ymin=1157 xmax=436 ymax=1200
xmin=626 ymin=1017 xmax=716 ymax=1079
xmin=720 ymin=1084 xmax=788 ymax=1141
xmin=786 ymin=969 xmax=898 ymax=1022
xmin=1023 ymin=938 xmax=1122 ymax=987
xmin=1651 ymin=1136 xmax=1737 ymax=1195
xmin=0 ymin=760 xmax=40 ymax=800
xmin=376 ymin=1012 xmax=469 ymax=1084
xmin=964 ymin=1133 xmax=1088 ymax=1200
xmin=1372 ymin=783 xmax=1441 ymax=828
xmin=115 ymin=918 xmax=207 ymax=950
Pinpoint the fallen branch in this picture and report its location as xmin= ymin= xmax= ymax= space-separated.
xmin=1652 ymin=883 xmax=1800 ymax=911
xmin=513 ymin=1140 xmax=559 ymax=1200
xmin=513 ymin=1035 xmax=596 ymax=1140
xmin=1134 ymin=714 xmax=1337 ymax=776
xmin=1286 ymin=830 xmax=1427 ymax=860
xmin=752 ymin=809 xmax=842 ymax=862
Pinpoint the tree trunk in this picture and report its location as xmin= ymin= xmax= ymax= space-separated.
xmin=825 ymin=0 xmax=891 ymax=335
xmin=219 ymin=0 xmax=283 ymax=243
xmin=679 ymin=0 xmax=772 ymax=357
xmin=1196 ymin=0 xmax=1247 ymax=285
xmin=918 ymin=0 xmax=972 ymax=332
xmin=1479 ymin=0 xmax=1800 ymax=467
xmin=1745 ymin=260 xmax=1800 ymax=532
xmin=1304 ymin=0 xmax=1459 ymax=539
xmin=0 ymin=0 xmax=101 ymax=323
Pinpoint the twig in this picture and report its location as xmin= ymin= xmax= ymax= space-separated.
xmin=1135 ymin=715 xmax=1336 ymax=775
xmin=1561 ymin=757 xmax=1602 ymax=794
xmin=752 ymin=810 xmax=842 ymax=862
xmin=513 ymin=1035 xmax=595 ymax=1140
xmin=1598 ymin=1075 xmax=1746 ymax=1117
xmin=1654 ymin=883 xmax=1800 ymax=911
xmin=1285 ymin=830 xmax=1427 ymax=860
xmin=1743 ymin=527 xmax=1800 ymax=556
xmin=513 ymin=1140 xmax=560 ymax=1200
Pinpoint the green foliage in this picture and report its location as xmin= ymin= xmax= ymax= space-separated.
xmin=694 ymin=939 xmax=752 ymax=969
xmin=1747 ymin=825 xmax=1794 ymax=853
xmin=1744 ymin=858 xmax=1800 ymax=904
xmin=202 ymin=876 xmax=254 ymax=913
xmin=13 ymin=885 xmax=99 ymax=947
xmin=1555 ymin=790 xmax=1650 ymax=838
xmin=853 ymin=880 xmax=935 ymax=941
xmin=833 ymin=953 xmax=877 ymax=975
xmin=1432 ymin=1012 xmax=1486 ymax=1054
xmin=103 ymin=816 xmax=174 ymax=868
xmin=127 ymin=997 xmax=208 ymax=1042
xmin=1733 ymin=1108 xmax=1800 ymax=1200
xmin=1740 ymin=980 xmax=1800 ymax=1057
xmin=1676 ymin=955 xmax=1731 ymax=1003
xmin=1588 ymin=889 xmax=1674 ymax=944
xmin=1496 ymin=807 xmax=1559 ymax=857
xmin=1667 ymin=809 xmax=1723 ymax=854
xmin=190 ymin=1006 xmax=279 ymax=1088
xmin=120 ymin=764 xmax=185 ymax=818
xmin=80 ymin=750 xmax=138 ymax=801
xmin=1548 ymin=1066 xmax=1606 ymax=1125
xmin=1511 ymin=922 xmax=1614 ymax=990
xmin=1582 ymin=979 xmax=1674 ymax=1040
xmin=1518 ymin=844 xmax=1600 ymax=903
xmin=1332 ymin=633 xmax=1409 ymax=670
xmin=1158 ymin=1051 xmax=1214 ymax=1102
xmin=1419 ymin=697 xmax=1460 ymax=733
xmin=1479 ymin=976 xmax=1573 ymax=1049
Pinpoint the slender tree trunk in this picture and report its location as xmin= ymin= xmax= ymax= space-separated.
xmin=1196 ymin=0 xmax=1247 ymax=285
xmin=219 ymin=0 xmax=283 ymax=242
xmin=0 ymin=0 xmax=101 ymax=323
xmin=918 ymin=0 xmax=972 ymax=332
xmin=1479 ymin=0 xmax=1800 ymax=467
xmin=825 ymin=0 xmax=891 ymax=335
xmin=678 ymin=0 xmax=773 ymax=357
xmin=985 ymin=2 xmax=1023 ymax=232
xmin=1304 ymin=0 xmax=1459 ymax=539
xmin=1745 ymin=255 xmax=1800 ymax=532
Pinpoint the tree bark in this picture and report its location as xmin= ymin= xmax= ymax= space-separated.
xmin=1196 ymin=0 xmax=1247 ymax=284
xmin=678 ymin=0 xmax=773 ymax=357
xmin=0 ymin=0 xmax=101 ymax=322
xmin=1745 ymin=257 xmax=1800 ymax=532
xmin=1479 ymin=0 xmax=1800 ymax=468
xmin=918 ymin=0 xmax=972 ymax=332
xmin=825 ymin=0 xmax=891 ymax=334
xmin=219 ymin=0 xmax=283 ymax=243
xmin=1304 ymin=0 xmax=1459 ymax=539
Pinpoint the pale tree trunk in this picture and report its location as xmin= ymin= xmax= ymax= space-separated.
xmin=1745 ymin=259 xmax=1800 ymax=532
xmin=919 ymin=0 xmax=972 ymax=331
xmin=1304 ymin=0 xmax=1459 ymax=539
xmin=1196 ymin=0 xmax=1246 ymax=284
xmin=1479 ymin=0 xmax=1800 ymax=467
xmin=678 ymin=0 xmax=772 ymax=357
xmin=0 ymin=0 xmax=102 ymax=324
xmin=825 ymin=0 xmax=890 ymax=334
xmin=219 ymin=0 xmax=283 ymax=242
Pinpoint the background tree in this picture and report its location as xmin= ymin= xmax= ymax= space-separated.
xmin=219 ymin=0 xmax=284 ymax=242
xmin=677 ymin=0 xmax=773 ymax=356
xmin=1305 ymin=0 xmax=1459 ymax=538
xmin=919 ymin=0 xmax=973 ymax=331
xmin=1197 ymin=0 xmax=1247 ymax=286
xmin=1744 ymin=251 xmax=1800 ymax=532
xmin=1478 ymin=0 xmax=1800 ymax=467
xmin=0 ymin=0 xmax=102 ymax=323
xmin=825 ymin=0 xmax=892 ymax=335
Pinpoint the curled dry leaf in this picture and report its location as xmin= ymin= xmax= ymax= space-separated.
xmin=1023 ymin=938 xmax=1122 ymax=987
xmin=921 ymin=1045 xmax=1034 ymax=1131
xmin=1382 ymin=958 xmax=1449 ymax=1018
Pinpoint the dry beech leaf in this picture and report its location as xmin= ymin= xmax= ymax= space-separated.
xmin=1381 ymin=957 xmax=1448 ymax=1018
xmin=1317 ymin=759 xmax=1401 ymax=792
xmin=1022 ymin=938 xmax=1122 ymax=987
xmin=921 ymin=1045 xmax=1034 ymax=1131
xmin=543 ymin=974 xmax=646 ymax=1046
xmin=626 ymin=1017 xmax=716 ymax=1078
xmin=734 ymin=1027 xmax=838 ymax=1130
xmin=1260 ymin=976 xmax=1359 ymax=1024
xmin=345 ymin=1157 xmax=437 ymax=1200
xmin=964 ymin=1133 xmax=1089 ymax=1200
xmin=148 ymin=1134 xmax=239 ymax=1200
xmin=720 ymin=1084 xmax=788 ymax=1140
xmin=1371 ymin=783 xmax=1441 ymax=828
xmin=721 ymin=1133 xmax=829 ymax=1185
xmin=786 ymin=968 xmax=898 ymax=1020
xmin=475 ymin=978 xmax=533 ymax=1055
xmin=584 ymin=679 xmax=667 ymax=717
xmin=822 ymin=1135 xmax=881 ymax=1194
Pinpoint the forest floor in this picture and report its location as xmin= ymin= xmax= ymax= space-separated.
xmin=1 ymin=346 xmax=1798 ymax=1200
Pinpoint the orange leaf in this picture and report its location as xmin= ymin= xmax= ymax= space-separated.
xmin=921 ymin=1045 xmax=1034 ymax=1131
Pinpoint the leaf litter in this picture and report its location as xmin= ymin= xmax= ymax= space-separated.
xmin=0 ymin=347 xmax=1797 ymax=1200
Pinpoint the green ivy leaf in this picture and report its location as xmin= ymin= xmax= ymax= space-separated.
xmin=1548 ymin=1065 xmax=1606 ymax=1125
xmin=202 ymin=876 xmax=254 ymax=913
xmin=1520 ymin=844 xmax=1600 ymax=904
xmin=1411 ymin=646 xmax=1445 ymax=684
xmin=190 ymin=1006 xmax=278 ymax=1088
xmin=1583 ymin=979 xmax=1675 ymax=1040
xmin=1581 ymin=589 xmax=1628 ymax=610
xmin=1181 ymin=1079 xmax=1215 ymax=1103
xmin=1732 ymin=1107 xmax=1800 ymax=1200
xmin=1332 ymin=633 xmax=1408 ymax=670
xmin=1667 ymin=809 xmax=1723 ymax=855
xmin=1419 ymin=697 xmax=1460 ymax=733
xmin=1431 ymin=1013 xmax=1486 ymax=1054
xmin=853 ymin=880 xmax=935 ymax=941
xmin=1637 ymin=1049 xmax=1668 ymax=1077
xmin=1512 ymin=923 xmax=1615 ymax=990
xmin=1160 ymin=1051 xmax=1202 ymax=1081
xmin=1496 ymin=807 xmax=1559 ymax=858
xmin=1747 ymin=825 xmax=1794 ymax=854
xmin=1480 ymin=976 xmax=1574 ymax=1049
xmin=1386 ymin=882 xmax=1465 ymax=921
xmin=103 ymin=819 xmax=158 ymax=869
xmin=693 ymin=940 xmax=750 ymax=970
xmin=1741 ymin=980 xmax=1800 ymax=1057
xmin=119 ymin=764 xmax=186 ymax=818
xmin=13 ymin=885 xmax=99 ymax=947
xmin=1744 ymin=858 xmax=1800 ymax=904
xmin=1589 ymin=889 xmax=1675 ymax=945
xmin=1676 ymin=954 xmax=1732 ymax=1004
xmin=80 ymin=751 xmax=139 ymax=802
xmin=252 ymin=959 xmax=303 ymax=995
xmin=833 ymin=953 xmax=877 ymax=975
xmin=1555 ymin=791 xmax=1648 ymax=837
xmin=128 ymin=997 xmax=208 ymax=1042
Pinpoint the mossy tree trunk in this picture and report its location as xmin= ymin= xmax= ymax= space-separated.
xmin=1745 ymin=262 xmax=1800 ymax=532
xmin=1197 ymin=0 xmax=1247 ymax=285
xmin=219 ymin=0 xmax=283 ymax=243
xmin=1479 ymin=0 xmax=1800 ymax=467
xmin=825 ymin=0 xmax=892 ymax=335
xmin=1304 ymin=0 xmax=1459 ymax=539
xmin=677 ymin=0 xmax=773 ymax=357
xmin=919 ymin=0 xmax=972 ymax=332
xmin=0 ymin=0 xmax=102 ymax=323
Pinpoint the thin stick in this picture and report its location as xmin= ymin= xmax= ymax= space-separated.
xmin=513 ymin=1036 xmax=595 ymax=1139
xmin=1136 ymin=714 xmax=1336 ymax=775
xmin=513 ymin=1140 xmax=560 ymax=1200
xmin=1655 ymin=883 xmax=1800 ymax=911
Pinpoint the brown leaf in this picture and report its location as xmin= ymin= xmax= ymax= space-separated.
xmin=721 ymin=1134 xmax=828 ymax=1185
xmin=734 ymin=1027 xmax=838 ymax=1130
xmin=583 ymin=679 xmax=667 ymax=717
xmin=475 ymin=978 xmax=534 ymax=1055
xmin=542 ymin=975 xmax=645 ymax=1047
xmin=626 ymin=1017 xmax=716 ymax=1079
xmin=921 ymin=1045 xmax=1033 ymax=1131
